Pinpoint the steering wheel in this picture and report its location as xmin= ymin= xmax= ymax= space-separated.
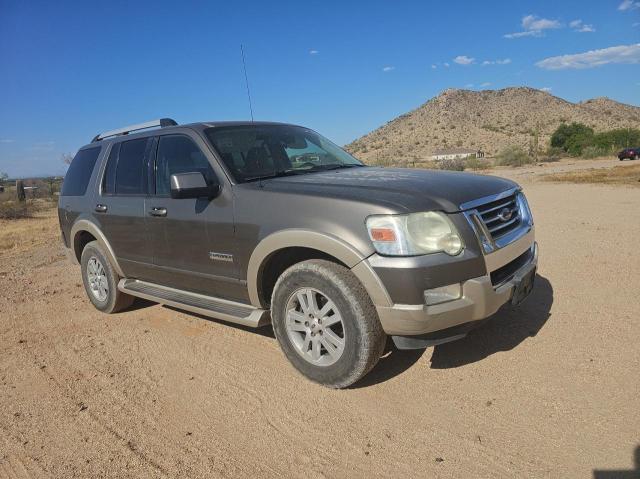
xmin=297 ymin=161 xmax=317 ymax=168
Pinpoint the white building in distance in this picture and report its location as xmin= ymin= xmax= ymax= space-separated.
xmin=432 ymin=148 xmax=485 ymax=161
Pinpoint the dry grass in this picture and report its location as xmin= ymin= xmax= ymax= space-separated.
xmin=0 ymin=204 xmax=59 ymax=253
xmin=543 ymin=163 xmax=640 ymax=186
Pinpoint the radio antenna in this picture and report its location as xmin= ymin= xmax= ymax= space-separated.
xmin=240 ymin=44 xmax=254 ymax=122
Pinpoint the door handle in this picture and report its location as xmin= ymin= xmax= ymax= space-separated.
xmin=95 ymin=204 xmax=108 ymax=213
xmin=149 ymin=207 xmax=167 ymax=217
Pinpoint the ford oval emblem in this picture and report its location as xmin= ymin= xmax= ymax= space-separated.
xmin=497 ymin=207 xmax=513 ymax=222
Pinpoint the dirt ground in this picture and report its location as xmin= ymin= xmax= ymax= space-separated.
xmin=1 ymin=158 xmax=639 ymax=478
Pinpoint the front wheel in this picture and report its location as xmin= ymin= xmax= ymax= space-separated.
xmin=271 ymin=259 xmax=386 ymax=388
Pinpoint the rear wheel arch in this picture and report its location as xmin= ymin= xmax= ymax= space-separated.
xmin=70 ymin=219 xmax=124 ymax=277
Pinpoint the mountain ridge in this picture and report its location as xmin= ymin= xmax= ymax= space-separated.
xmin=346 ymin=87 xmax=640 ymax=163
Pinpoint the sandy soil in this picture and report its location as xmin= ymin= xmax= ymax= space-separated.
xmin=1 ymin=158 xmax=639 ymax=478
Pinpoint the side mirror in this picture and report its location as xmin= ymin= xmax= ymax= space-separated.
xmin=170 ymin=172 xmax=220 ymax=200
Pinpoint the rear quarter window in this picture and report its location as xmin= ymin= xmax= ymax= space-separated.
xmin=61 ymin=147 xmax=101 ymax=196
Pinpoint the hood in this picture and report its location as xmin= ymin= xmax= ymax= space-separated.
xmin=260 ymin=167 xmax=517 ymax=213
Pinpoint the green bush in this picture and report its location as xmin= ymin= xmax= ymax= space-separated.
xmin=593 ymin=128 xmax=640 ymax=152
xmin=550 ymin=123 xmax=640 ymax=157
xmin=551 ymin=122 xmax=594 ymax=155
xmin=496 ymin=146 xmax=533 ymax=167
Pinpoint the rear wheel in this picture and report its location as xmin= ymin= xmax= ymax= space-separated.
xmin=271 ymin=259 xmax=386 ymax=388
xmin=80 ymin=241 xmax=134 ymax=313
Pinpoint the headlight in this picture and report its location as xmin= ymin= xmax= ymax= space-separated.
xmin=366 ymin=212 xmax=464 ymax=256
xmin=517 ymin=192 xmax=533 ymax=226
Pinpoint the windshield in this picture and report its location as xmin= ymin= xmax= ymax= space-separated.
xmin=204 ymin=125 xmax=364 ymax=183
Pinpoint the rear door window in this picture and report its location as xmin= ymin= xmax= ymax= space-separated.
xmin=114 ymin=138 xmax=150 ymax=195
xmin=61 ymin=147 xmax=101 ymax=196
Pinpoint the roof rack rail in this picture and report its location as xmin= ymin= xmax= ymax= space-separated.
xmin=91 ymin=118 xmax=178 ymax=142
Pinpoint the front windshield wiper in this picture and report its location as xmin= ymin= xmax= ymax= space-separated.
xmin=243 ymin=170 xmax=307 ymax=182
xmin=307 ymin=163 xmax=365 ymax=171
xmin=243 ymin=164 xmax=365 ymax=182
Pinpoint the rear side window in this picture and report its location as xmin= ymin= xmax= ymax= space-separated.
xmin=155 ymin=135 xmax=216 ymax=196
xmin=114 ymin=138 xmax=149 ymax=195
xmin=61 ymin=147 xmax=101 ymax=196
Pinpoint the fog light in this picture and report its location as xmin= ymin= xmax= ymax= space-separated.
xmin=424 ymin=284 xmax=462 ymax=306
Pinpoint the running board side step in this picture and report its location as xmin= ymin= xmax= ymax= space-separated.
xmin=118 ymin=279 xmax=270 ymax=328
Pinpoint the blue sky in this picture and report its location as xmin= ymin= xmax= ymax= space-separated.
xmin=0 ymin=0 xmax=638 ymax=177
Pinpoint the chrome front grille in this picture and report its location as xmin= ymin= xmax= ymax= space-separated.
xmin=461 ymin=188 xmax=533 ymax=254
xmin=475 ymin=193 xmax=521 ymax=241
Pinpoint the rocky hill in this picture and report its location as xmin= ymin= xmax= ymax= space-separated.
xmin=346 ymin=87 xmax=640 ymax=164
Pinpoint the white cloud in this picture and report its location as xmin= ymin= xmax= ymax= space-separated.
xmin=570 ymin=19 xmax=595 ymax=32
xmin=453 ymin=55 xmax=475 ymax=65
xmin=536 ymin=43 xmax=640 ymax=69
xmin=618 ymin=0 xmax=640 ymax=10
xmin=382 ymin=66 xmax=395 ymax=72
xmin=444 ymin=62 xmax=450 ymax=67
xmin=522 ymin=14 xmax=561 ymax=31
xmin=309 ymin=49 xmax=319 ymax=55
xmin=431 ymin=64 xmax=437 ymax=69
xmin=634 ymin=22 xmax=640 ymax=27
xmin=464 ymin=83 xmax=474 ymax=88
xmin=480 ymin=82 xmax=492 ymax=87
xmin=540 ymin=87 xmax=553 ymax=92
xmin=505 ymin=14 xmax=562 ymax=39
xmin=482 ymin=58 xmax=512 ymax=65
xmin=0 ymin=138 xmax=15 ymax=144
xmin=504 ymin=30 xmax=543 ymax=39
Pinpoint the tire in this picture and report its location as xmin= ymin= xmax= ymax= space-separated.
xmin=271 ymin=259 xmax=386 ymax=388
xmin=80 ymin=240 xmax=134 ymax=313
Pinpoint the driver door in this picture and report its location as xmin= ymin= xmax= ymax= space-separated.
xmin=145 ymin=132 xmax=240 ymax=300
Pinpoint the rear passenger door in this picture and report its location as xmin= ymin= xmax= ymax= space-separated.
xmin=95 ymin=137 xmax=154 ymax=279
xmin=145 ymin=133 xmax=240 ymax=299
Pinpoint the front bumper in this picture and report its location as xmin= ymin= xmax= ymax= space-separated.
xmin=373 ymin=228 xmax=537 ymax=337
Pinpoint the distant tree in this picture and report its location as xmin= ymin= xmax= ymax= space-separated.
xmin=593 ymin=128 xmax=640 ymax=153
xmin=550 ymin=122 xmax=594 ymax=155
xmin=61 ymin=152 xmax=74 ymax=165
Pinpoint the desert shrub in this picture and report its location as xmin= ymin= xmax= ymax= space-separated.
xmin=539 ymin=146 xmax=564 ymax=162
xmin=0 ymin=200 xmax=35 ymax=219
xmin=580 ymin=145 xmax=608 ymax=159
xmin=438 ymin=158 xmax=465 ymax=171
xmin=464 ymin=157 xmax=490 ymax=170
xmin=495 ymin=146 xmax=533 ymax=167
